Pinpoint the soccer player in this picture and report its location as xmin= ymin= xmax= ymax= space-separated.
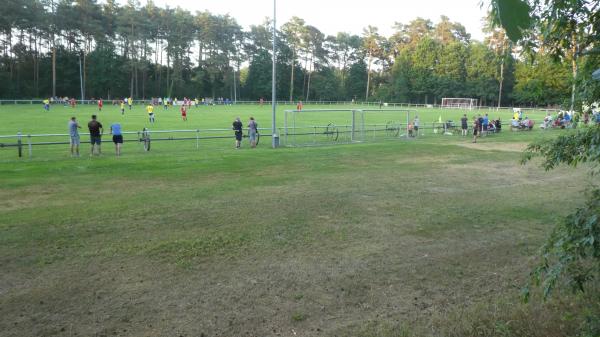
xmin=296 ymin=100 xmax=303 ymax=111
xmin=98 ymin=98 xmax=103 ymax=111
xmin=120 ymin=100 xmax=125 ymax=115
xmin=163 ymin=97 xmax=169 ymax=110
xmin=259 ymin=97 xmax=264 ymax=107
xmin=247 ymin=117 xmax=258 ymax=148
xmin=43 ymin=98 xmax=50 ymax=111
xmin=68 ymin=117 xmax=81 ymax=157
xmin=88 ymin=115 xmax=103 ymax=155
xmin=70 ymin=97 xmax=76 ymax=108
xmin=147 ymin=104 xmax=155 ymax=123
xmin=181 ymin=105 xmax=187 ymax=121
xmin=110 ymin=122 xmax=123 ymax=156
xmin=232 ymin=117 xmax=242 ymax=149
xmin=128 ymin=97 xmax=133 ymax=110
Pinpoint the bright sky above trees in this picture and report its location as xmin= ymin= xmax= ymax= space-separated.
xmin=141 ymin=0 xmax=488 ymax=41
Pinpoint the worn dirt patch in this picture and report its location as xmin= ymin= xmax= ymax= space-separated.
xmin=455 ymin=142 xmax=528 ymax=152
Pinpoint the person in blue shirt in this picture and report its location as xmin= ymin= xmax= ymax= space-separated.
xmin=482 ymin=113 xmax=489 ymax=134
xmin=563 ymin=112 xmax=572 ymax=127
xmin=110 ymin=122 xmax=123 ymax=156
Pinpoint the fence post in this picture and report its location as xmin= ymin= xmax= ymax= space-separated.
xmin=17 ymin=132 xmax=22 ymax=158
xmin=27 ymin=134 xmax=32 ymax=158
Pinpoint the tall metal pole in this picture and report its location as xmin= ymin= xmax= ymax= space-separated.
xmin=271 ymin=0 xmax=278 ymax=148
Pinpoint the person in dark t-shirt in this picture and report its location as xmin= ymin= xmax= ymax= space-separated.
xmin=232 ymin=117 xmax=243 ymax=149
xmin=88 ymin=115 xmax=103 ymax=155
xmin=460 ymin=114 xmax=468 ymax=136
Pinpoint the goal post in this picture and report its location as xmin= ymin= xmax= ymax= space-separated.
xmin=441 ymin=98 xmax=478 ymax=110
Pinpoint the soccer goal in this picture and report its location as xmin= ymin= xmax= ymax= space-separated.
xmin=283 ymin=109 xmax=365 ymax=146
xmin=441 ymin=98 xmax=478 ymax=110
xmin=282 ymin=109 xmax=413 ymax=147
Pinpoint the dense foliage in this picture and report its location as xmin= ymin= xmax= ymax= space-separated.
xmin=522 ymin=126 xmax=600 ymax=300
xmin=0 ymin=0 xmax=589 ymax=107
xmin=496 ymin=0 xmax=600 ymax=309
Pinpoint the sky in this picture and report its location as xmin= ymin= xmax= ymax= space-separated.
xmin=142 ymin=0 xmax=490 ymax=41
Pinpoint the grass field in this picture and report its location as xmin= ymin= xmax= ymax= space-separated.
xmin=0 ymin=104 xmax=597 ymax=336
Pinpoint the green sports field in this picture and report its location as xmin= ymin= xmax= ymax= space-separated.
xmin=0 ymin=104 xmax=596 ymax=336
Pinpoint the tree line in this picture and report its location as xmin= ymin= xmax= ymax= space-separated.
xmin=0 ymin=0 xmax=592 ymax=107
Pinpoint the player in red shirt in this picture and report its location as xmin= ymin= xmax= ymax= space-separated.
xmin=98 ymin=98 xmax=103 ymax=111
xmin=181 ymin=105 xmax=187 ymax=121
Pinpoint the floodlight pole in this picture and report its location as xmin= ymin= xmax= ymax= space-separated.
xmin=271 ymin=0 xmax=278 ymax=148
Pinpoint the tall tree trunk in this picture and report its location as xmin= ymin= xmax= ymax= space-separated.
xmin=570 ymin=30 xmax=578 ymax=112
xmin=365 ymin=52 xmax=372 ymax=101
xmin=166 ymin=52 xmax=170 ymax=97
xmin=83 ymin=48 xmax=86 ymax=99
xmin=289 ymin=48 xmax=295 ymax=102
xmin=497 ymin=43 xmax=505 ymax=109
xmin=52 ymin=45 xmax=56 ymax=97
xmin=302 ymin=52 xmax=308 ymax=98
xmin=305 ymin=53 xmax=313 ymax=101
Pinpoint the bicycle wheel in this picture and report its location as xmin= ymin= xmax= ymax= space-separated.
xmin=324 ymin=123 xmax=339 ymax=142
xmin=385 ymin=121 xmax=400 ymax=137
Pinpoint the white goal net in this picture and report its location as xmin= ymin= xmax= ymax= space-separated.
xmin=441 ymin=98 xmax=478 ymax=110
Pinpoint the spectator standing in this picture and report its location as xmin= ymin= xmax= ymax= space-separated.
xmin=472 ymin=116 xmax=479 ymax=143
xmin=110 ymin=122 xmax=123 ymax=156
xmin=248 ymin=117 xmax=258 ymax=148
xmin=413 ymin=116 xmax=420 ymax=136
xmin=232 ymin=117 xmax=243 ymax=149
xmin=460 ymin=114 xmax=468 ymax=136
xmin=68 ymin=117 xmax=81 ymax=157
xmin=88 ymin=115 xmax=103 ymax=155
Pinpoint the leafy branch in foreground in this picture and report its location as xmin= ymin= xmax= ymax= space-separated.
xmin=521 ymin=125 xmax=600 ymax=301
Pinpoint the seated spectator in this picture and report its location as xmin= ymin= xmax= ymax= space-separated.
xmin=527 ymin=119 xmax=535 ymax=130
xmin=495 ymin=118 xmax=502 ymax=132
xmin=511 ymin=118 xmax=520 ymax=129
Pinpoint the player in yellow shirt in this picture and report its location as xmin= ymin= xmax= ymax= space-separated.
xmin=128 ymin=97 xmax=133 ymax=110
xmin=120 ymin=101 xmax=125 ymax=115
xmin=147 ymin=104 xmax=155 ymax=123
xmin=43 ymin=98 xmax=50 ymax=111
